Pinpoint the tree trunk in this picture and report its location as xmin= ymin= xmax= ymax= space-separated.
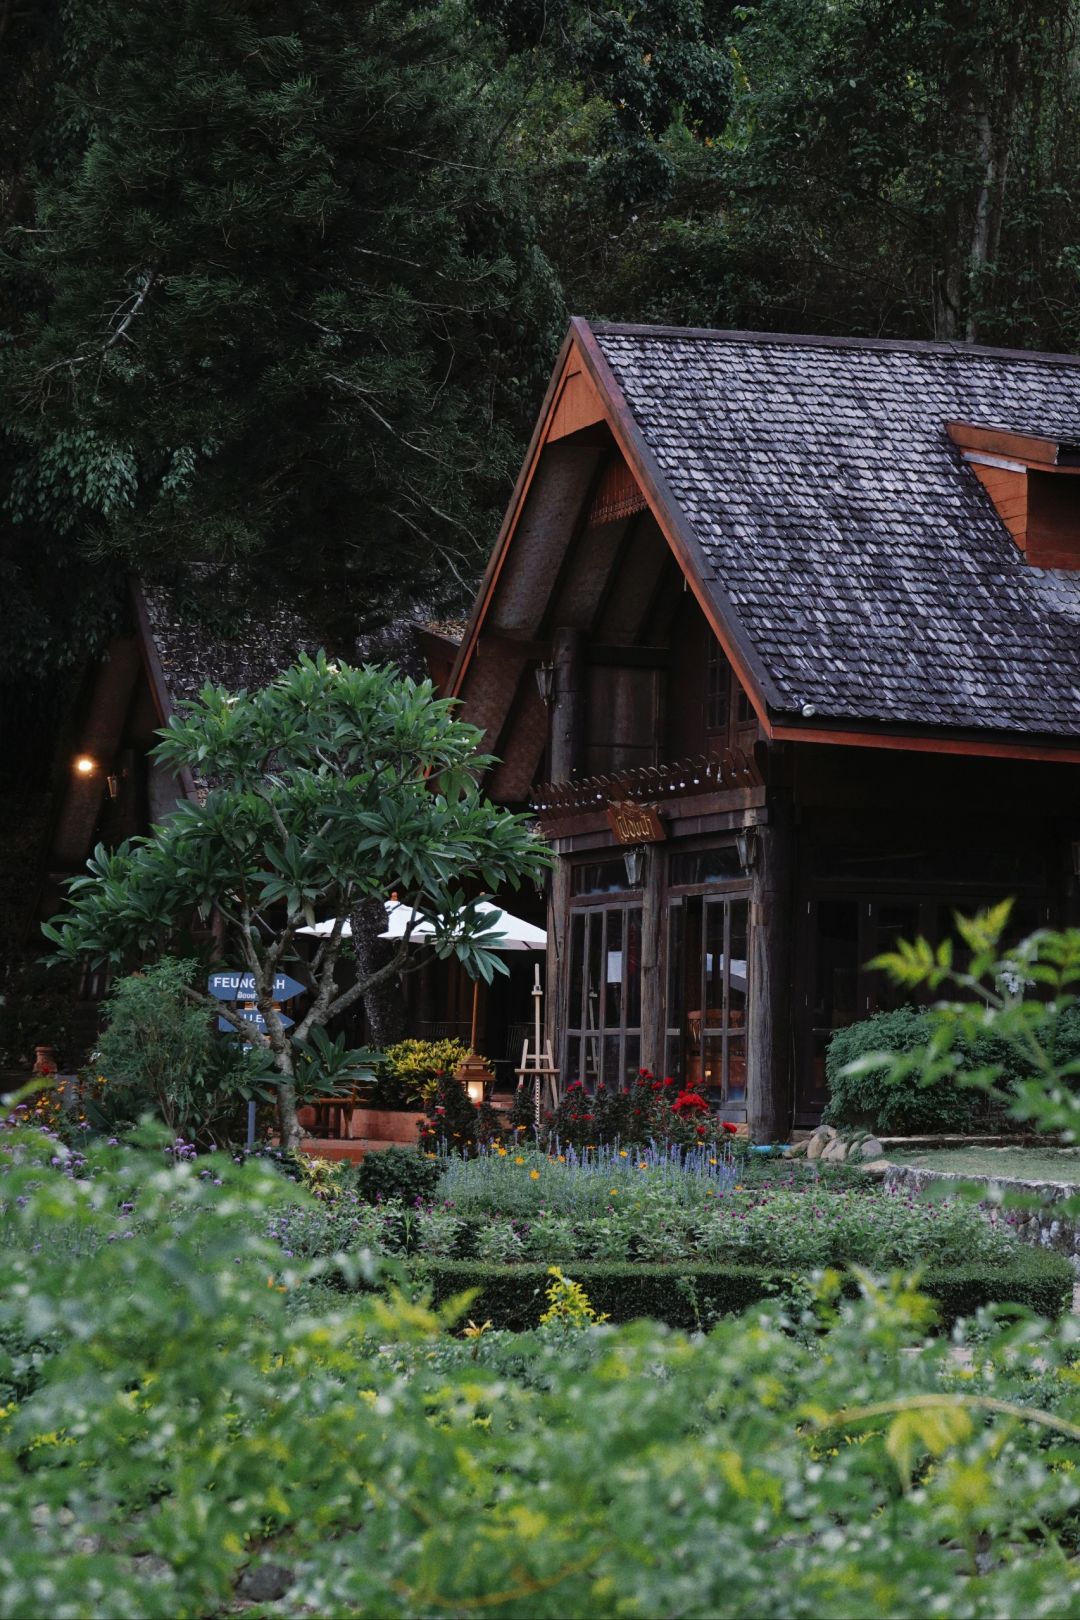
xmin=277 ymin=1073 xmax=302 ymax=1154
xmin=349 ymin=895 xmax=407 ymax=1048
xmin=965 ymin=109 xmax=996 ymax=343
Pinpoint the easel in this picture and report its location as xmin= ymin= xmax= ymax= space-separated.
xmin=515 ymin=962 xmax=560 ymax=1132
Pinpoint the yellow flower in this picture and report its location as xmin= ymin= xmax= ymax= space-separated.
xmin=514 ymin=1156 xmax=525 ymax=1165
xmin=638 ymin=1162 xmax=648 ymax=1170
xmin=618 ymin=1150 xmax=628 ymax=1158
xmin=709 ymin=1158 xmax=717 ymax=1165
xmin=530 ymin=1169 xmax=540 ymax=1181
xmin=609 ymin=1189 xmax=618 ymax=1196
xmin=557 ymin=1154 xmax=565 ymax=1162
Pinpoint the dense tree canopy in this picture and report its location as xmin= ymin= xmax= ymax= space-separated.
xmin=3 ymin=0 xmax=1080 ymax=689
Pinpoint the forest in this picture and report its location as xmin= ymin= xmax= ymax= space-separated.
xmin=2 ymin=0 xmax=1079 ymax=730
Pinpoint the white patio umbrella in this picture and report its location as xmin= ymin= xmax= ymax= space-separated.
xmin=298 ymin=899 xmax=546 ymax=1050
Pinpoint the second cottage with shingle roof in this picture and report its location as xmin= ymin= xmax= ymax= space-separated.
xmin=452 ymin=319 xmax=1080 ymax=1135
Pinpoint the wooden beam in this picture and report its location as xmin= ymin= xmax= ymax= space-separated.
xmin=946 ymin=420 xmax=1071 ymax=469
xmin=771 ymin=723 xmax=1080 ymax=765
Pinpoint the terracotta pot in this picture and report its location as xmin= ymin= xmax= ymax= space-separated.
xmin=296 ymin=1104 xmax=318 ymax=1131
xmin=32 ymin=1045 xmax=57 ymax=1077
xmin=347 ymin=1107 xmax=427 ymax=1143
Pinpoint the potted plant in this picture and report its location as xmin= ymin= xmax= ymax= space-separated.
xmin=346 ymin=1038 xmax=471 ymax=1144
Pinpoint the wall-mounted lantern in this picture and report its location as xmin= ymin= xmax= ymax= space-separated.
xmin=534 ymin=662 xmax=556 ymax=706
xmin=734 ymin=829 xmax=757 ymax=872
xmin=623 ymin=845 xmax=647 ymax=887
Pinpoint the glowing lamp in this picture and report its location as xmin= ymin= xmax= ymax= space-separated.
xmin=73 ymin=755 xmax=97 ymax=777
xmin=455 ymin=1052 xmax=494 ymax=1106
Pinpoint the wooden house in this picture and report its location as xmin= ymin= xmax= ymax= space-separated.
xmin=450 ymin=320 xmax=1080 ymax=1138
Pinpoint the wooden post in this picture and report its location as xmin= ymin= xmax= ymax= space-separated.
xmin=550 ymin=627 xmax=583 ymax=784
xmin=546 ymin=854 xmax=571 ymax=1077
xmin=639 ymin=844 xmax=665 ymax=1076
xmin=746 ymin=798 xmax=793 ymax=1143
xmin=545 ymin=627 xmax=582 ymax=1086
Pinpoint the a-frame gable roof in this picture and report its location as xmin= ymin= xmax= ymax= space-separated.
xmin=453 ymin=318 xmax=1080 ymax=764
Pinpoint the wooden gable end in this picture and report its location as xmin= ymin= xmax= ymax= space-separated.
xmin=450 ymin=328 xmax=776 ymax=804
xmin=948 ymin=420 xmax=1080 ymax=569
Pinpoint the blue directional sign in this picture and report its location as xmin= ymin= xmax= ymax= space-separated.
xmin=207 ymin=971 xmax=306 ymax=1002
xmin=218 ymin=1008 xmax=295 ymax=1035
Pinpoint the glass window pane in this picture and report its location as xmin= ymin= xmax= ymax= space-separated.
xmin=568 ymin=911 xmax=585 ymax=1028
xmin=586 ymin=910 xmax=603 ymax=1034
xmin=625 ymin=908 xmax=642 ymax=1027
xmin=563 ymin=1036 xmax=583 ymax=1086
xmin=604 ymin=910 xmax=623 ymax=1026
xmin=602 ymin=1034 xmax=621 ymax=1092
xmin=706 ymin=640 xmax=731 ymax=733
xmin=869 ymin=903 xmax=920 ymax=1013
xmin=664 ymin=1033 xmax=682 ymax=1082
xmin=729 ymin=899 xmax=748 ymax=1022
xmin=571 ymin=860 xmax=629 ymax=895
xmin=726 ymin=1034 xmax=747 ymax=1101
xmin=666 ymin=902 xmax=684 ymax=1027
xmin=704 ymin=902 xmax=726 ymax=1027
xmin=702 ymin=1036 xmax=724 ymax=1096
xmin=668 ymin=846 xmax=744 ymax=887
xmin=623 ymin=1035 xmax=640 ymax=1090
xmin=583 ymin=1025 xmax=601 ymax=1086
xmin=813 ymin=900 xmax=859 ymax=1031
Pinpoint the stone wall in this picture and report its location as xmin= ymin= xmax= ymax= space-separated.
xmin=884 ymin=1163 xmax=1080 ymax=1271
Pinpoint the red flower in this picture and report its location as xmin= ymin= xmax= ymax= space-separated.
xmin=638 ymin=1068 xmax=653 ymax=1079
xmin=722 ymin=1120 xmax=738 ymax=1135
xmin=696 ymin=1124 xmax=707 ymax=1137
xmin=673 ymin=1091 xmax=709 ymax=1115
xmin=663 ymin=1078 xmax=675 ymax=1088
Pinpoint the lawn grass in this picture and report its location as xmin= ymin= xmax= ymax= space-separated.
xmin=888 ymin=1145 xmax=1080 ymax=1182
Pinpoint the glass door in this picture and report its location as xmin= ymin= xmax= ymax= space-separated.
xmin=563 ymin=902 xmax=643 ymax=1090
xmin=666 ymin=891 xmax=749 ymax=1105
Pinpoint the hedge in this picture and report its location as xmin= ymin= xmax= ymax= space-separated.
xmin=823 ymin=1005 xmax=1080 ymax=1135
xmin=420 ymin=1248 xmax=1074 ymax=1332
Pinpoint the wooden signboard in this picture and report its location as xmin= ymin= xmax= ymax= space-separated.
xmin=606 ymin=801 xmax=665 ymax=844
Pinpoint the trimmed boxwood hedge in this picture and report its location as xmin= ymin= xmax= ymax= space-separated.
xmin=420 ymin=1248 xmax=1074 ymax=1332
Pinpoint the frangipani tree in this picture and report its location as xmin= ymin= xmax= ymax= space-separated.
xmin=44 ymin=653 xmax=550 ymax=1148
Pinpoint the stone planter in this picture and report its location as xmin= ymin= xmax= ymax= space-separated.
xmin=884 ymin=1162 xmax=1080 ymax=1271
xmin=346 ymin=1107 xmax=426 ymax=1144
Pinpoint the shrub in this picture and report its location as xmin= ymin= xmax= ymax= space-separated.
xmin=418 ymin=1074 xmax=503 ymax=1156
xmin=7 ymin=1125 xmax=1080 ymax=1616
xmin=92 ymin=957 xmax=268 ymax=1144
xmin=421 ymin=1249 xmax=1074 ymax=1333
xmin=822 ymin=1006 xmax=1059 ymax=1135
xmin=354 ymin=1146 xmax=444 ymax=1206
xmin=376 ymin=1038 xmax=471 ymax=1108
xmin=544 ymin=1069 xmax=735 ymax=1150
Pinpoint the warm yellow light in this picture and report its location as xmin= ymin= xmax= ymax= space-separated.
xmin=466 ymin=1079 xmax=486 ymax=1105
xmin=73 ymin=755 xmax=97 ymax=777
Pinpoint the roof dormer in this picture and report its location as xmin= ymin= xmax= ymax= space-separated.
xmin=948 ymin=420 xmax=1080 ymax=569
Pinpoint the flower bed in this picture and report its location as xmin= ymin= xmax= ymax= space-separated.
xmin=263 ymin=1145 xmax=1023 ymax=1276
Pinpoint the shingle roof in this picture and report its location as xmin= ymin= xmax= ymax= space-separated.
xmin=139 ymin=571 xmax=453 ymax=714
xmin=591 ymin=324 xmax=1080 ymax=738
